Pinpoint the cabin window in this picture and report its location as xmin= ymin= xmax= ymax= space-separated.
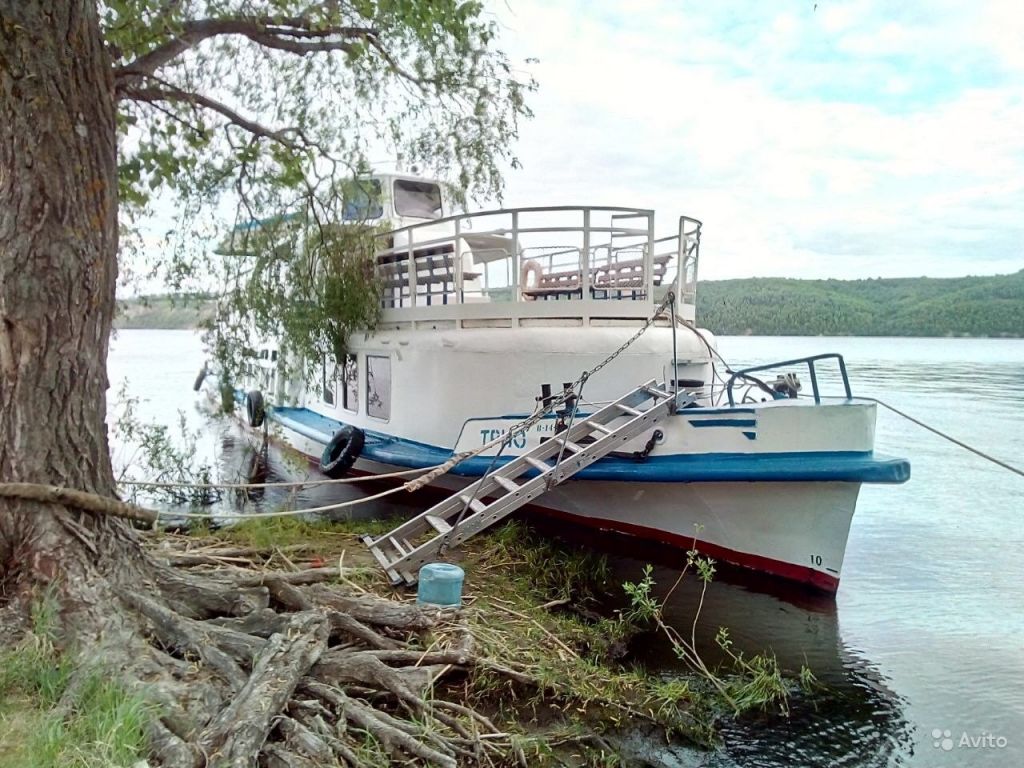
xmin=342 ymin=179 xmax=383 ymax=220
xmin=342 ymin=354 xmax=358 ymax=412
xmin=366 ymin=355 xmax=391 ymax=420
xmin=321 ymin=360 xmax=336 ymax=406
xmin=393 ymin=179 xmax=442 ymax=219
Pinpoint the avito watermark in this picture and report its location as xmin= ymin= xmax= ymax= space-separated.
xmin=932 ymin=728 xmax=1009 ymax=752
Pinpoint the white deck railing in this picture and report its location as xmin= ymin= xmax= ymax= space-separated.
xmin=373 ymin=206 xmax=701 ymax=326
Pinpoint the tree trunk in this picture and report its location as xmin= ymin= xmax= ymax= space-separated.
xmin=0 ymin=1 xmax=131 ymax=618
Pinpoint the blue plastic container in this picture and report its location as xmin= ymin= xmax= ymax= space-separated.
xmin=417 ymin=563 xmax=464 ymax=608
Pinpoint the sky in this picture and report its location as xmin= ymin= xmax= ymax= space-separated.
xmin=487 ymin=0 xmax=1024 ymax=280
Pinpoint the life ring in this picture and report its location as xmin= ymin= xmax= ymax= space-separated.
xmin=320 ymin=425 xmax=365 ymax=479
xmin=519 ymin=258 xmax=543 ymax=299
xmin=245 ymin=390 xmax=265 ymax=428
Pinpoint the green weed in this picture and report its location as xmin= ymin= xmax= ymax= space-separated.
xmin=0 ymin=633 xmax=150 ymax=768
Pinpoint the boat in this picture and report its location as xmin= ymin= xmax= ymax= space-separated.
xmin=208 ymin=172 xmax=910 ymax=594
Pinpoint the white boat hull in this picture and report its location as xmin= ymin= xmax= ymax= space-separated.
xmin=269 ymin=421 xmax=859 ymax=592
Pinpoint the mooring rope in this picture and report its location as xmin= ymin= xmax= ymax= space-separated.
xmin=866 ymin=397 xmax=1024 ymax=478
xmin=150 ymin=484 xmax=411 ymax=521
xmin=661 ymin=329 xmax=1024 ymax=481
xmin=118 ymin=464 xmax=440 ymax=491
xmin=783 ymin=391 xmax=1024 ymax=478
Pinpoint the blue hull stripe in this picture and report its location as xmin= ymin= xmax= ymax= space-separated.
xmin=688 ymin=418 xmax=757 ymax=428
xmin=268 ymin=406 xmax=910 ymax=485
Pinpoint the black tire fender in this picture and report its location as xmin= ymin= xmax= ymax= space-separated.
xmin=192 ymin=363 xmax=207 ymax=392
xmin=245 ymin=390 xmax=265 ymax=428
xmin=320 ymin=426 xmax=365 ymax=479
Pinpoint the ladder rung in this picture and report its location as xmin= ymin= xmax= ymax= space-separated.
xmin=587 ymin=421 xmax=614 ymax=435
xmin=524 ymin=456 xmax=550 ymax=472
xmin=556 ymin=439 xmax=584 ymax=454
xmin=460 ymin=495 xmax=487 ymax=514
xmin=425 ymin=515 xmax=452 ymax=534
xmin=616 ymin=403 xmax=643 ymax=416
xmin=493 ymin=476 xmax=521 ymax=493
xmin=388 ymin=537 xmax=408 ymax=556
xmin=645 ymin=386 xmax=674 ymax=399
xmin=364 ymin=540 xmax=402 ymax=583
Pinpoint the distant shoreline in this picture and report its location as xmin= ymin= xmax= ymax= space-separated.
xmin=118 ymin=269 xmax=1024 ymax=337
xmin=697 ymin=271 xmax=1023 ymax=338
xmin=114 ymin=297 xmax=215 ymax=330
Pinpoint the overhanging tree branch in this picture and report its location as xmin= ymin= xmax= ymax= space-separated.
xmin=122 ymin=83 xmax=304 ymax=149
xmin=113 ymin=16 xmax=377 ymax=83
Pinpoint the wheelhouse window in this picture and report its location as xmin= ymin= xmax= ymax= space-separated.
xmin=342 ymin=354 xmax=358 ymax=412
xmin=342 ymin=179 xmax=383 ymax=221
xmin=366 ymin=355 xmax=391 ymax=420
xmin=321 ymin=360 xmax=336 ymax=406
xmin=393 ymin=179 xmax=442 ymax=219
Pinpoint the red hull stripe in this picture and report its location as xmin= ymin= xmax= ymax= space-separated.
xmin=524 ymin=503 xmax=841 ymax=593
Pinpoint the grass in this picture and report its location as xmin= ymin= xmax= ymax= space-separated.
xmin=0 ymin=600 xmax=150 ymax=768
xmin=192 ymin=511 xmax=399 ymax=550
xmin=186 ymin=514 xmax=717 ymax=755
xmin=0 ymin=515 xmax=795 ymax=766
xmin=437 ymin=521 xmax=719 ymax=752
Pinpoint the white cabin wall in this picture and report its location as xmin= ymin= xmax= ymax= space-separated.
xmin=321 ymin=326 xmax=712 ymax=448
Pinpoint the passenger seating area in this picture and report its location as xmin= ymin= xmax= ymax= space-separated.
xmin=523 ymin=252 xmax=674 ymax=299
xmin=377 ymin=249 xmax=481 ymax=307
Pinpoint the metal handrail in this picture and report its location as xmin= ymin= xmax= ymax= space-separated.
xmin=725 ymin=353 xmax=852 ymax=406
xmin=380 ymin=204 xmax=655 ymax=238
xmin=373 ymin=204 xmax=703 ymax=312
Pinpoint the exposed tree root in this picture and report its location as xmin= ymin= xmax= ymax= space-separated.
xmin=8 ymin=530 xmax=641 ymax=768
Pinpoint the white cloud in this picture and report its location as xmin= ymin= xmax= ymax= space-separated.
xmin=490 ymin=0 xmax=1024 ymax=279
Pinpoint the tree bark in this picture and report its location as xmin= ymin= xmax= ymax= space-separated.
xmin=0 ymin=1 xmax=130 ymax=615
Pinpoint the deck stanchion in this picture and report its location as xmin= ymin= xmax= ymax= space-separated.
xmin=581 ymin=209 xmax=591 ymax=303
xmin=645 ymin=211 xmax=655 ymax=301
xmin=676 ymin=217 xmax=686 ymax=311
xmin=511 ymin=210 xmax=520 ymax=303
xmin=808 ymin=361 xmax=820 ymax=404
xmin=454 ymin=217 xmax=463 ymax=309
xmin=407 ymin=229 xmax=416 ymax=309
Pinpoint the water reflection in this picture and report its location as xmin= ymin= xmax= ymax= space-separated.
xmin=533 ymin=522 xmax=914 ymax=768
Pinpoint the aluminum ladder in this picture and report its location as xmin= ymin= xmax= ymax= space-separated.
xmin=362 ymin=380 xmax=687 ymax=585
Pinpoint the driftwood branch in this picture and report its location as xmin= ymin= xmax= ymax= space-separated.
xmin=199 ymin=611 xmax=330 ymax=765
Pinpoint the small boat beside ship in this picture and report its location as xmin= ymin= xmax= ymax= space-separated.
xmin=203 ymin=172 xmax=910 ymax=593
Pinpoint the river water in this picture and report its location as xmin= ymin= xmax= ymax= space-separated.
xmin=107 ymin=330 xmax=1024 ymax=767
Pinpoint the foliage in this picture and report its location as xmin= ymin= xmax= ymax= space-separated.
xmin=0 ymin=600 xmax=150 ymax=768
xmin=103 ymin=0 xmax=534 ymax=396
xmin=697 ymin=270 xmax=1024 ymax=337
xmin=111 ymin=381 xmax=221 ymax=507
xmin=622 ymin=535 xmax=795 ymax=718
xmin=455 ymin=521 xmax=714 ymax=748
xmin=207 ymin=217 xmax=387 ymax=389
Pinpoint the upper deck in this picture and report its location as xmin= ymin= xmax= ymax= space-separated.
xmin=220 ymin=174 xmax=703 ymax=332
xmin=373 ymin=203 xmax=702 ymax=331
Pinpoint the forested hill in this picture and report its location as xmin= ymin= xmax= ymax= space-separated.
xmin=696 ymin=270 xmax=1024 ymax=337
